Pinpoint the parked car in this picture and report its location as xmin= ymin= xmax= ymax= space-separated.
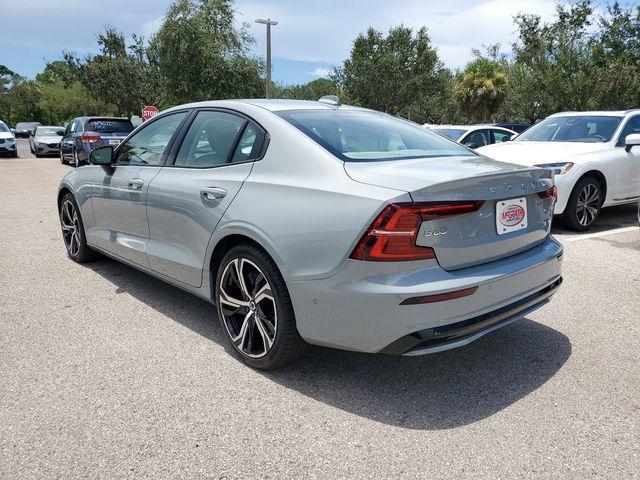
xmin=478 ymin=110 xmax=640 ymax=231
xmin=29 ymin=126 xmax=64 ymax=157
xmin=58 ymin=99 xmax=563 ymax=369
xmin=59 ymin=117 xmax=134 ymax=167
xmin=493 ymin=122 xmax=531 ymax=134
xmin=428 ymin=125 xmax=517 ymax=148
xmin=0 ymin=120 xmax=18 ymax=157
xmin=14 ymin=122 xmax=41 ymax=138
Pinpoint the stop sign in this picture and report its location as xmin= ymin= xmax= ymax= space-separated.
xmin=142 ymin=106 xmax=159 ymax=121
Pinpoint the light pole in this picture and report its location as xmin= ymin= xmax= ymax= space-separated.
xmin=255 ymin=18 xmax=278 ymax=99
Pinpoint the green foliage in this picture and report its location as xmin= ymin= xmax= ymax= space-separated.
xmin=454 ymin=58 xmax=507 ymax=123
xmin=38 ymin=81 xmax=115 ymax=125
xmin=340 ymin=26 xmax=450 ymax=123
xmin=152 ymin=0 xmax=264 ymax=105
xmin=273 ymin=78 xmax=340 ymax=100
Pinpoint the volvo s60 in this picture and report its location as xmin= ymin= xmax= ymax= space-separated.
xmin=58 ymin=98 xmax=563 ymax=369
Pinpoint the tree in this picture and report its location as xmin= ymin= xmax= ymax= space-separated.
xmin=273 ymin=78 xmax=340 ymax=100
xmin=152 ymin=0 xmax=263 ymax=104
xmin=340 ymin=26 xmax=451 ymax=123
xmin=454 ymin=58 xmax=507 ymax=123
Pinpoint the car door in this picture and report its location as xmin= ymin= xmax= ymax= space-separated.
xmin=611 ymin=115 xmax=640 ymax=200
xmin=145 ymin=109 xmax=267 ymax=287
xmin=60 ymin=121 xmax=76 ymax=161
xmin=90 ymin=111 xmax=189 ymax=267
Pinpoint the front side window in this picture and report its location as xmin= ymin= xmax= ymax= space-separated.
xmin=517 ymin=116 xmax=622 ymax=143
xmin=463 ymin=130 xmax=489 ymax=147
xmin=116 ymin=112 xmax=188 ymax=166
xmin=492 ymin=130 xmax=513 ymax=143
xmin=277 ymin=109 xmax=474 ymax=162
xmin=174 ymin=111 xmax=259 ymax=168
xmin=616 ymin=116 xmax=640 ymax=146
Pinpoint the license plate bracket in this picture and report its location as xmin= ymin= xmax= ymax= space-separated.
xmin=496 ymin=197 xmax=528 ymax=235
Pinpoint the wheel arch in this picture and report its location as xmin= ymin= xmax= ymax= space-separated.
xmin=578 ymin=169 xmax=607 ymax=202
xmin=57 ymin=186 xmax=74 ymax=209
xmin=207 ymin=230 xmax=288 ymax=301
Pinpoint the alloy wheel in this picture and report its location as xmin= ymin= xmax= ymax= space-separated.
xmin=60 ymin=199 xmax=81 ymax=257
xmin=218 ymin=258 xmax=277 ymax=358
xmin=576 ymin=183 xmax=600 ymax=227
xmin=74 ymin=150 xmax=79 ymax=168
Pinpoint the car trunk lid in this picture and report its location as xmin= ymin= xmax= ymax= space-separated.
xmin=344 ymin=155 xmax=555 ymax=270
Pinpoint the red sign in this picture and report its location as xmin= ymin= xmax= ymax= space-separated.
xmin=142 ymin=106 xmax=159 ymax=121
xmin=499 ymin=205 xmax=526 ymax=227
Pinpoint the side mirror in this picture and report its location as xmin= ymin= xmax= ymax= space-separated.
xmin=10 ymin=128 xmax=15 ymax=134
xmin=90 ymin=146 xmax=114 ymax=165
xmin=624 ymin=133 xmax=640 ymax=152
xmin=464 ymin=141 xmax=480 ymax=149
xmin=56 ymin=130 xmax=65 ymax=136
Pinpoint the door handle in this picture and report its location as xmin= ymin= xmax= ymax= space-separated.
xmin=201 ymin=187 xmax=227 ymax=200
xmin=128 ymin=178 xmax=144 ymax=190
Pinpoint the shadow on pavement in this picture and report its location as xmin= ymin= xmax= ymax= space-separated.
xmin=552 ymin=203 xmax=637 ymax=235
xmin=91 ymin=257 xmax=572 ymax=431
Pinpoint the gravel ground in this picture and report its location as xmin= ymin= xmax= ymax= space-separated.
xmin=1 ymin=139 xmax=639 ymax=479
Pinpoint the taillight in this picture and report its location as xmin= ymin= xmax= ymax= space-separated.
xmin=349 ymin=201 xmax=484 ymax=262
xmin=538 ymin=186 xmax=557 ymax=201
xmin=82 ymin=133 xmax=101 ymax=143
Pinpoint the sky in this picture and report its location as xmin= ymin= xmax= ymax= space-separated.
xmin=0 ymin=0 xmax=604 ymax=85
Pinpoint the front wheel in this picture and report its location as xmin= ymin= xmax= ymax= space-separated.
xmin=562 ymin=176 xmax=603 ymax=231
xmin=59 ymin=193 xmax=96 ymax=262
xmin=215 ymin=244 xmax=306 ymax=369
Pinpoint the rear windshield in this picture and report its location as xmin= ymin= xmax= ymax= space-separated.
xmin=431 ymin=128 xmax=466 ymax=141
xmin=516 ymin=116 xmax=622 ymax=142
xmin=276 ymin=109 xmax=474 ymax=161
xmin=16 ymin=122 xmax=38 ymax=130
xmin=86 ymin=119 xmax=134 ymax=134
xmin=36 ymin=127 xmax=63 ymax=136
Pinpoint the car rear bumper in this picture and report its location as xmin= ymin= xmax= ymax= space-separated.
xmin=288 ymin=236 xmax=563 ymax=353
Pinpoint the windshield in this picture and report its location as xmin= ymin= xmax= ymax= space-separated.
xmin=431 ymin=128 xmax=466 ymax=141
xmin=86 ymin=119 xmax=134 ymax=134
xmin=16 ymin=122 xmax=38 ymax=130
xmin=36 ymin=127 xmax=63 ymax=136
xmin=516 ymin=116 xmax=622 ymax=143
xmin=276 ymin=109 xmax=474 ymax=161
xmin=0 ymin=123 xmax=8 ymax=133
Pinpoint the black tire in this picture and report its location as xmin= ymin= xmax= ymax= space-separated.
xmin=561 ymin=175 xmax=603 ymax=231
xmin=60 ymin=150 xmax=66 ymax=164
xmin=11 ymin=150 xmax=18 ymax=158
xmin=34 ymin=150 xmax=40 ymax=158
xmin=215 ymin=244 xmax=306 ymax=369
xmin=73 ymin=149 xmax=80 ymax=167
xmin=59 ymin=192 xmax=97 ymax=263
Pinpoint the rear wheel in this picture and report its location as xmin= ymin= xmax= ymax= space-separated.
xmin=59 ymin=193 xmax=96 ymax=263
xmin=215 ymin=244 xmax=306 ymax=369
xmin=562 ymin=175 xmax=603 ymax=231
xmin=60 ymin=149 xmax=66 ymax=164
xmin=73 ymin=149 xmax=80 ymax=168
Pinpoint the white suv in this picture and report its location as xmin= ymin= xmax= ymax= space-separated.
xmin=0 ymin=121 xmax=18 ymax=157
xmin=478 ymin=110 xmax=640 ymax=231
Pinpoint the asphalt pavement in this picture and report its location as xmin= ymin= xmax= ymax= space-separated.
xmin=1 ymin=139 xmax=639 ymax=479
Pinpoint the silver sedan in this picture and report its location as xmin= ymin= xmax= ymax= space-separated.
xmin=30 ymin=126 xmax=64 ymax=157
xmin=58 ymin=99 xmax=563 ymax=369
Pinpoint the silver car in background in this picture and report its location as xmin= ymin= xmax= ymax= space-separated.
xmin=29 ymin=126 xmax=65 ymax=157
xmin=58 ymin=99 xmax=563 ymax=369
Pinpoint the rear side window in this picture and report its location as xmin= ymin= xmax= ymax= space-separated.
xmin=276 ymin=109 xmax=473 ymax=162
xmin=174 ymin=111 xmax=263 ymax=168
xmin=86 ymin=119 xmax=134 ymax=134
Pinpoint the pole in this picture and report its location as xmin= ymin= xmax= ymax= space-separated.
xmin=266 ymin=23 xmax=271 ymax=99
xmin=255 ymin=18 xmax=278 ymax=99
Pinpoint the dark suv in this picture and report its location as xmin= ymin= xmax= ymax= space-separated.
xmin=60 ymin=117 xmax=134 ymax=167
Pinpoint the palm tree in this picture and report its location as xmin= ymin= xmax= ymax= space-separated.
xmin=454 ymin=59 xmax=507 ymax=123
